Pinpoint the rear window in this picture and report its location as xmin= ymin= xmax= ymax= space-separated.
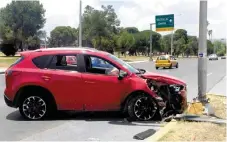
xmin=32 ymin=55 xmax=54 ymax=69
xmin=158 ymin=56 xmax=169 ymax=60
xmin=9 ymin=56 xmax=24 ymax=68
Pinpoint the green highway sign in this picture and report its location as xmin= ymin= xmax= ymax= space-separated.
xmin=155 ymin=14 xmax=174 ymax=32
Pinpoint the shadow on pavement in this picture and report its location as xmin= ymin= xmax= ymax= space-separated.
xmin=6 ymin=110 xmax=125 ymax=121
xmin=6 ymin=110 xmax=162 ymax=126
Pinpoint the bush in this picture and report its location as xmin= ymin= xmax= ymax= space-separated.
xmin=0 ymin=43 xmax=17 ymax=56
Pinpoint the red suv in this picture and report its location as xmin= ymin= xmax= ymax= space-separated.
xmin=4 ymin=47 xmax=187 ymax=120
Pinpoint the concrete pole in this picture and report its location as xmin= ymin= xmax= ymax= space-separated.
xmin=149 ymin=23 xmax=153 ymax=60
xmin=171 ymin=30 xmax=174 ymax=55
xmin=198 ymin=0 xmax=208 ymax=102
xmin=79 ymin=0 xmax=82 ymax=47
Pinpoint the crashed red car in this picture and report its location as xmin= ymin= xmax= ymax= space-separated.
xmin=4 ymin=47 xmax=187 ymax=120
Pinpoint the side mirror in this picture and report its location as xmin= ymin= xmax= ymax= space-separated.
xmin=118 ymin=70 xmax=127 ymax=80
xmin=137 ymin=68 xmax=146 ymax=74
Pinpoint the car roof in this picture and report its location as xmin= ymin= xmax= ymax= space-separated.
xmin=20 ymin=47 xmax=110 ymax=57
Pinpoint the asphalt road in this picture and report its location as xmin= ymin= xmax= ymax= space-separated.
xmin=0 ymin=58 xmax=225 ymax=140
xmin=132 ymin=58 xmax=226 ymax=101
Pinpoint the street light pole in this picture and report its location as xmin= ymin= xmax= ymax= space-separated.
xmin=198 ymin=0 xmax=208 ymax=102
xmin=79 ymin=0 xmax=82 ymax=47
xmin=150 ymin=23 xmax=155 ymax=61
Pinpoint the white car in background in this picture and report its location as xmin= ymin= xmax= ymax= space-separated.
xmin=208 ymin=54 xmax=218 ymax=60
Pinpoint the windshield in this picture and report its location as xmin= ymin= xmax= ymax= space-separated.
xmin=108 ymin=54 xmax=140 ymax=74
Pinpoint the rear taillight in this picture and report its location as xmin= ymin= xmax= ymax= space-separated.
xmin=6 ymin=70 xmax=13 ymax=76
xmin=6 ymin=70 xmax=21 ymax=76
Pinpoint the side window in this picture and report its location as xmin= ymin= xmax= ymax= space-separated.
xmin=85 ymin=55 xmax=119 ymax=76
xmin=32 ymin=55 xmax=54 ymax=69
xmin=90 ymin=56 xmax=114 ymax=69
xmin=48 ymin=55 xmax=78 ymax=71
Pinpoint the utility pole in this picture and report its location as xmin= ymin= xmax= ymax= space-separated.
xmin=149 ymin=23 xmax=155 ymax=61
xmin=198 ymin=0 xmax=208 ymax=102
xmin=79 ymin=0 xmax=82 ymax=47
xmin=171 ymin=30 xmax=174 ymax=55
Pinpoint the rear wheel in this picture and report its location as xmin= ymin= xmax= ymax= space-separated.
xmin=176 ymin=63 xmax=178 ymax=68
xmin=127 ymin=94 xmax=158 ymax=121
xmin=19 ymin=92 xmax=55 ymax=120
xmin=156 ymin=67 xmax=159 ymax=70
xmin=169 ymin=64 xmax=172 ymax=69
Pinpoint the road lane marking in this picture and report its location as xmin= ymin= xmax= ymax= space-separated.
xmin=207 ymin=73 xmax=212 ymax=76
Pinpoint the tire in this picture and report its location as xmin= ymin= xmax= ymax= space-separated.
xmin=176 ymin=63 xmax=178 ymax=68
xmin=156 ymin=67 xmax=159 ymax=70
xmin=127 ymin=94 xmax=158 ymax=121
xmin=19 ymin=93 xmax=54 ymax=120
xmin=169 ymin=64 xmax=172 ymax=69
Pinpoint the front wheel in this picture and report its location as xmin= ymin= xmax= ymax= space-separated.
xmin=127 ymin=94 xmax=158 ymax=121
xmin=176 ymin=63 xmax=178 ymax=68
xmin=19 ymin=95 xmax=49 ymax=120
xmin=156 ymin=67 xmax=159 ymax=70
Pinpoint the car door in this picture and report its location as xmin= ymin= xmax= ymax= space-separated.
xmin=81 ymin=55 xmax=129 ymax=111
xmin=43 ymin=54 xmax=85 ymax=110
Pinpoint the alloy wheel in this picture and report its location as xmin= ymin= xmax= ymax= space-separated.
xmin=22 ymin=96 xmax=47 ymax=120
xmin=133 ymin=97 xmax=157 ymax=120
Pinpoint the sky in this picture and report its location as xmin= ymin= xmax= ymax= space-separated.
xmin=0 ymin=0 xmax=226 ymax=39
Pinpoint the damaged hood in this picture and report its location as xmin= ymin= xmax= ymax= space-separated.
xmin=141 ymin=71 xmax=186 ymax=85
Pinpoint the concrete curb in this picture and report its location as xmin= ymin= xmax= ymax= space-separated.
xmin=146 ymin=120 xmax=177 ymax=142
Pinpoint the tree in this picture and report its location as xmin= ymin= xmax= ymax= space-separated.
xmin=186 ymin=36 xmax=198 ymax=56
xmin=207 ymin=40 xmax=214 ymax=55
xmin=0 ymin=1 xmax=46 ymax=53
xmin=161 ymin=34 xmax=172 ymax=54
xmin=117 ymin=30 xmax=135 ymax=56
xmin=125 ymin=27 xmax=139 ymax=34
xmin=48 ymin=26 xmax=78 ymax=47
xmin=82 ymin=5 xmax=120 ymax=52
xmin=213 ymin=40 xmax=226 ymax=56
xmin=173 ymin=29 xmax=188 ymax=57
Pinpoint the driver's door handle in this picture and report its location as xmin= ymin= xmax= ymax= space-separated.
xmin=85 ymin=81 xmax=95 ymax=84
xmin=41 ymin=75 xmax=51 ymax=81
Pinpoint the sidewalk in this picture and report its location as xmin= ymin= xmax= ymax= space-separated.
xmin=0 ymin=68 xmax=6 ymax=74
xmin=208 ymin=76 xmax=226 ymax=96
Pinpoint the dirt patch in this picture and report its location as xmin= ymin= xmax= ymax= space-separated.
xmin=207 ymin=94 xmax=226 ymax=119
xmin=160 ymin=122 xmax=226 ymax=141
xmin=159 ymin=95 xmax=226 ymax=141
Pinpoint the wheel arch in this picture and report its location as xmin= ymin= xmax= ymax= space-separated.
xmin=13 ymin=85 xmax=57 ymax=110
xmin=121 ymin=90 xmax=157 ymax=113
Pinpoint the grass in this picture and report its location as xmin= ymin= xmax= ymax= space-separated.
xmin=207 ymin=94 xmax=226 ymax=119
xmin=0 ymin=52 xmax=20 ymax=68
xmin=159 ymin=94 xmax=226 ymax=141
xmin=119 ymin=55 xmax=149 ymax=62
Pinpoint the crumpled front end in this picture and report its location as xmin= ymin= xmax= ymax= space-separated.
xmin=140 ymin=72 xmax=188 ymax=118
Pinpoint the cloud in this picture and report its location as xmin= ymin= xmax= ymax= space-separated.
xmin=0 ymin=0 xmax=226 ymax=39
xmin=117 ymin=0 xmax=226 ymax=38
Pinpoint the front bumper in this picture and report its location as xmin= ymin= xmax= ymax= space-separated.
xmin=180 ymin=87 xmax=188 ymax=112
